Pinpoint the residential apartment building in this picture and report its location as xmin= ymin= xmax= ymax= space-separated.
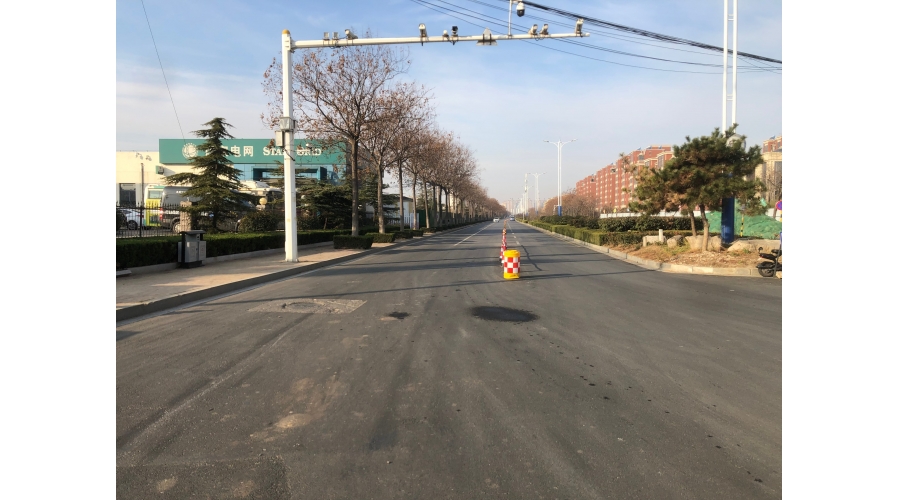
xmin=580 ymin=145 xmax=673 ymax=212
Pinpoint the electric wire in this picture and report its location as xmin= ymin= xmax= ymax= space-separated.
xmin=462 ymin=0 xmax=730 ymax=58
xmin=514 ymin=0 xmax=782 ymax=64
xmin=410 ymin=0 xmax=777 ymax=74
xmin=140 ymin=0 xmax=186 ymax=142
xmin=434 ymin=0 xmax=779 ymax=71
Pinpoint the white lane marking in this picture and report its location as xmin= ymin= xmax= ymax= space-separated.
xmin=453 ymin=224 xmax=492 ymax=246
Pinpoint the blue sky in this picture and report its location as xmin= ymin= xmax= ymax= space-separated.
xmin=117 ymin=0 xmax=781 ymax=204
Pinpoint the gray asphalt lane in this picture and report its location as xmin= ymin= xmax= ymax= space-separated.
xmin=117 ymin=221 xmax=782 ymax=499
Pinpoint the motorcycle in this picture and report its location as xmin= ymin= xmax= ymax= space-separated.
xmin=756 ymin=246 xmax=782 ymax=278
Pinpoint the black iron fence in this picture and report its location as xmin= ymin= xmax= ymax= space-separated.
xmin=116 ymin=203 xmax=182 ymax=238
xmin=117 ymin=203 xmax=354 ymax=238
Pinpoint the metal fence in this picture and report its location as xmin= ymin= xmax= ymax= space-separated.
xmin=115 ymin=203 xmax=262 ymax=238
xmin=116 ymin=203 xmax=180 ymax=238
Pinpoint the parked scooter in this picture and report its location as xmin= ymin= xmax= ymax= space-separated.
xmin=756 ymin=246 xmax=782 ymax=278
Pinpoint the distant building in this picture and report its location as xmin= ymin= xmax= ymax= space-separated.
xmin=755 ymin=135 xmax=782 ymax=204
xmin=581 ymin=145 xmax=673 ymax=213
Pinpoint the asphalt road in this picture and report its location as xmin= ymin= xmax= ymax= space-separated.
xmin=117 ymin=221 xmax=782 ymax=499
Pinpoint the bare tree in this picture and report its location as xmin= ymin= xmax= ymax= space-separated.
xmin=262 ymin=41 xmax=409 ymax=236
xmin=372 ymin=83 xmax=432 ymax=231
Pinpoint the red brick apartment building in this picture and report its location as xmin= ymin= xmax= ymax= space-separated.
xmin=575 ymin=145 xmax=673 ymax=213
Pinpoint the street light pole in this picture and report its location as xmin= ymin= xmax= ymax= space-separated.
xmin=544 ymin=140 xmax=575 ymax=216
xmin=528 ymin=172 xmax=546 ymax=217
xmin=280 ymin=21 xmax=589 ymax=261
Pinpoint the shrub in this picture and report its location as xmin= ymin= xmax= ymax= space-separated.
xmin=116 ymin=237 xmax=180 ymax=268
xmin=368 ymin=233 xmax=396 ymax=243
xmin=204 ymin=232 xmax=285 ymax=257
xmin=117 ymin=230 xmax=350 ymax=268
xmin=333 ymin=235 xmax=373 ymax=249
xmin=410 ymin=229 xmax=424 ymax=237
xmin=238 ymin=210 xmax=282 ymax=232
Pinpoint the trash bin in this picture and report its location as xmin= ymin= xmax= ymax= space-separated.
xmin=178 ymin=230 xmax=206 ymax=268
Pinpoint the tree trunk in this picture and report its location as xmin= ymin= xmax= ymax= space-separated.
xmin=351 ymin=140 xmax=359 ymax=236
xmin=435 ymin=185 xmax=441 ymax=226
xmin=687 ymin=208 xmax=697 ymax=237
xmin=699 ymin=203 xmax=709 ymax=252
xmin=423 ymin=180 xmax=431 ymax=229
xmin=398 ymin=165 xmax=405 ymax=229
xmin=377 ymin=165 xmax=385 ymax=234
xmin=410 ymin=174 xmax=417 ymax=229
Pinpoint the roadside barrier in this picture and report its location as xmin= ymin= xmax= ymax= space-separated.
xmin=503 ymin=249 xmax=520 ymax=280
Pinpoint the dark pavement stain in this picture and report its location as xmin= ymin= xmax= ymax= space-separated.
xmin=387 ymin=312 xmax=409 ymax=320
xmin=470 ymin=306 xmax=538 ymax=323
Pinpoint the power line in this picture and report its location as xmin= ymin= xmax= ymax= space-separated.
xmin=410 ymin=0 xmax=777 ymax=74
xmin=516 ymin=0 xmax=782 ymax=64
xmin=462 ymin=0 xmax=730 ymax=58
xmin=140 ymin=0 xmax=186 ymax=142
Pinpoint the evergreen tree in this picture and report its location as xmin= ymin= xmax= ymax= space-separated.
xmin=165 ymin=118 xmax=254 ymax=231
xmin=299 ymin=181 xmax=353 ymax=229
xmin=663 ymin=125 xmax=764 ymax=251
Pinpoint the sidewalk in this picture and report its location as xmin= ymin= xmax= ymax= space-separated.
xmin=116 ymin=242 xmax=374 ymax=322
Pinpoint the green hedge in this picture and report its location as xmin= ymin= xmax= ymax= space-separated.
xmin=334 ymin=235 xmax=373 ymax=249
xmin=117 ymin=230 xmax=342 ymax=268
xmin=117 ymin=220 xmax=489 ymax=268
xmin=368 ymin=233 xmax=396 ymax=243
xmin=527 ymin=220 xmax=716 ymax=248
xmin=538 ymin=215 xmax=694 ymax=232
xmin=116 ymin=237 xmax=180 ymax=269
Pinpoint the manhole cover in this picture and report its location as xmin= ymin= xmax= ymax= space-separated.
xmin=250 ymin=299 xmax=366 ymax=314
xmin=471 ymin=306 xmax=537 ymax=322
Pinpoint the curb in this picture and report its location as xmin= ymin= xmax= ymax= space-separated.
xmin=116 ymin=222 xmax=488 ymax=323
xmin=526 ymin=224 xmax=775 ymax=279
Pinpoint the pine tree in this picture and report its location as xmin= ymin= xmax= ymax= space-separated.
xmin=664 ymin=125 xmax=764 ymax=251
xmin=165 ymin=118 xmax=254 ymax=232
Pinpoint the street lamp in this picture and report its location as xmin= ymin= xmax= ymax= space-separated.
xmin=544 ymin=139 xmax=576 ymax=216
xmin=280 ymin=24 xmax=588 ymax=261
xmin=528 ymin=172 xmax=546 ymax=217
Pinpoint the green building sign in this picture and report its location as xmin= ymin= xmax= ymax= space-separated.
xmin=159 ymin=139 xmax=346 ymax=165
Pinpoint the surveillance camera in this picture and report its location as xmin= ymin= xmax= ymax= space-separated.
xmin=516 ymin=1 xmax=525 ymax=17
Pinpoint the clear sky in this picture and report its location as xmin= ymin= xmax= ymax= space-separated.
xmin=117 ymin=0 xmax=782 ymax=205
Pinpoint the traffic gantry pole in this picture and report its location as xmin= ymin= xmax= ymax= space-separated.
xmin=280 ymin=21 xmax=589 ymax=261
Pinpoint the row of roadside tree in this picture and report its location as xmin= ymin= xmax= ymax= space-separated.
xmin=261 ymin=35 xmax=505 ymax=235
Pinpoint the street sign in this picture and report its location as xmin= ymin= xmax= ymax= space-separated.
xmin=776 ymin=200 xmax=782 ymax=211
